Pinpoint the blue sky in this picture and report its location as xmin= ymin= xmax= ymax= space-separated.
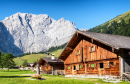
xmin=0 ymin=0 xmax=130 ymax=30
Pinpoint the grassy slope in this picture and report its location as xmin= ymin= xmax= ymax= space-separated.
xmin=89 ymin=10 xmax=130 ymax=32
xmin=103 ymin=10 xmax=130 ymax=24
xmin=100 ymin=10 xmax=130 ymax=26
xmin=13 ymin=49 xmax=63 ymax=66
xmin=0 ymin=69 xmax=129 ymax=84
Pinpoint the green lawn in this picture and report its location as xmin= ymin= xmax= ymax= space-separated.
xmin=13 ymin=49 xmax=63 ymax=66
xmin=0 ymin=69 xmax=129 ymax=84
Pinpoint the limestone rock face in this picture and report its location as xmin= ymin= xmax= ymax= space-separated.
xmin=0 ymin=12 xmax=77 ymax=55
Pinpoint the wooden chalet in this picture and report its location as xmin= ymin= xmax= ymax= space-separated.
xmin=38 ymin=56 xmax=64 ymax=75
xmin=58 ymin=30 xmax=130 ymax=80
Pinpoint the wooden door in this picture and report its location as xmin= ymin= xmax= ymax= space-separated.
xmin=98 ymin=68 xmax=104 ymax=76
xmin=98 ymin=63 xmax=104 ymax=76
xmin=72 ymin=65 xmax=77 ymax=75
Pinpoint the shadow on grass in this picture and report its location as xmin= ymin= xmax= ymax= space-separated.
xmin=0 ymin=76 xmax=30 ymax=78
xmin=31 ymin=78 xmax=46 ymax=80
xmin=39 ymin=78 xmax=46 ymax=80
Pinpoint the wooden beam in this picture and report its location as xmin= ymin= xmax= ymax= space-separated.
xmin=66 ymin=47 xmax=73 ymax=50
xmin=72 ymin=35 xmax=82 ymax=49
xmin=37 ymin=63 xmax=40 ymax=75
xmin=77 ymin=32 xmax=78 ymax=36
xmin=91 ymin=38 xmax=93 ymax=43
xmin=112 ymin=47 xmax=114 ymax=52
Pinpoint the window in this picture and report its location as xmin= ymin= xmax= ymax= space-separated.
xmin=99 ymin=63 xmax=104 ymax=68
xmin=75 ymin=50 xmax=80 ymax=56
xmin=110 ymin=62 xmax=113 ymax=65
xmin=68 ymin=66 xmax=70 ymax=69
xmin=89 ymin=46 xmax=95 ymax=52
xmin=79 ymin=65 xmax=82 ymax=68
xmin=91 ymin=64 xmax=95 ymax=67
xmin=74 ymin=65 xmax=76 ymax=70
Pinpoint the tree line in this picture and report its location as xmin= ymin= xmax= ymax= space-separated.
xmin=0 ymin=51 xmax=16 ymax=71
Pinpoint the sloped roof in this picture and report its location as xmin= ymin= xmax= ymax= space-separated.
xmin=78 ymin=31 xmax=130 ymax=49
xmin=58 ymin=30 xmax=130 ymax=61
xmin=39 ymin=57 xmax=64 ymax=64
xmin=32 ymin=61 xmax=38 ymax=67
xmin=42 ymin=57 xmax=58 ymax=62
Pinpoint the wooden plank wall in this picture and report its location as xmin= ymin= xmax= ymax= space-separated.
xmin=65 ymin=63 xmax=85 ymax=75
xmin=41 ymin=62 xmax=52 ymax=71
xmin=65 ymin=37 xmax=120 ymax=76
xmin=65 ymin=38 xmax=118 ymax=64
xmin=87 ymin=59 xmax=119 ymax=76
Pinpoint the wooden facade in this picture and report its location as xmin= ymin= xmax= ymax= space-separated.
xmin=59 ymin=30 xmax=130 ymax=78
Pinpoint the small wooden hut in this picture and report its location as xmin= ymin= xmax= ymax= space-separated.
xmin=38 ymin=56 xmax=64 ymax=75
xmin=58 ymin=30 xmax=130 ymax=80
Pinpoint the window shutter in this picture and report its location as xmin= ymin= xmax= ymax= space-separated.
xmin=94 ymin=63 xmax=96 ymax=67
xmin=104 ymin=61 xmax=110 ymax=68
xmin=114 ymin=61 xmax=116 ymax=65
xmin=89 ymin=46 xmax=96 ymax=52
xmin=75 ymin=51 xmax=77 ymax=56
xmin=92 ymin=46 xmax=95 ymax=52
xmin=81 ymin=65 xmax=83 ymax=69
xmin=78 ymin=50 xmax=80 ymax=55
xmin=89 ymin=64 xmax=91 ymax=67
xmin=89 ymin=47 xmax=91 ymax=52
xmin=76 ymin=64 xmax=79 ymax=70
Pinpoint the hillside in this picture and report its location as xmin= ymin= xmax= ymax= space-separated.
xmin=13 ymin=49 xmax=63 ymax=66
xmin=89 ymin=10 xmax=130 ymax=36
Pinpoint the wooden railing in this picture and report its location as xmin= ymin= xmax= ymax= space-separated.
xmin=123 ymin=73 xmax=130 ymax=81
xmin=54 ymin=70 xmax=65 ymax=75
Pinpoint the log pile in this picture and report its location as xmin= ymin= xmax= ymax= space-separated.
xmin=31 ymin=74 xmax=42 ymax=79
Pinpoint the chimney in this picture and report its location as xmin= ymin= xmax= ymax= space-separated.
xmin=46 ymin=52 xmax=50 ymax=57
xmin=51 ymin=54 xmax=55 ymax=60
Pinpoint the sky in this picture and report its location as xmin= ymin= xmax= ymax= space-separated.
xmin=0 ymin=0 xmax=130 ymax=30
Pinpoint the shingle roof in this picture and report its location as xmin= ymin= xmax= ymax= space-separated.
xmin=78 ymin=31 xmax=130 ymax=49
xmin=42 ymin=57 xmax=58 ymax=62
xmin=41 ymin=57 xmax=64 ymax=64
xmin=58 ymin=30 xmax=130 ymax=61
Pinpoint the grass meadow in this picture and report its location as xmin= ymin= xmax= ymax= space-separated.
xmin=13 ymin=49 xmax=63 ymax=66
xmin=0 ymin=69 xmax=129 ymax=84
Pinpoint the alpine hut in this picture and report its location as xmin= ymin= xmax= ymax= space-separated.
xmin=38 ymin=55 xmax=64 ymax=75
xmin=58 ymin=30 xmax=130 ymax=80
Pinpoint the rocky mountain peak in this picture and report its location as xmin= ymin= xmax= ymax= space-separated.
xmin=0 ymin=12 xmax=77 ymax=56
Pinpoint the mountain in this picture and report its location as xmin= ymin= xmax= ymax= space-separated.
xmin=0 ymin=12 xmax=77 ymax=55
xmin=79 ymin=28 xmax=87 ymax=31
xmin=89 ymin=10 xmax=130 ymax=36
